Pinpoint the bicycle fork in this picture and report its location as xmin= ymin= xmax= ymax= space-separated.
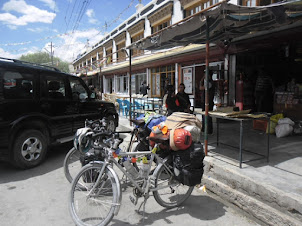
xmin=88 ymin=161 xmax=122 ymax=216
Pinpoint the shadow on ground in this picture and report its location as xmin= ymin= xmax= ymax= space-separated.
xmin=0 ymin=142 xmax=73 ymax=184
xmin=110 ymin=194 xmax=226 ymax=225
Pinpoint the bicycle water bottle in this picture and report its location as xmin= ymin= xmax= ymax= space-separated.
xmin=140 ymin=157 xmax=149 ymax=178
xmin=123 ymin=160 xmax=139 ymax=179
xmin=140 ymin=162 xmax=149 ymax=178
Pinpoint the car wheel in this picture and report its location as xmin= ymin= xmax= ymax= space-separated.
xmin=13 ymin=129 xmax=48 ymax=169
xmin=106 ymin=116 xmax=116 ymax=133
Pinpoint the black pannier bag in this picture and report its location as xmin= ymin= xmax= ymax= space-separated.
xmin=173 ymin=142 xmax=205 ymax=186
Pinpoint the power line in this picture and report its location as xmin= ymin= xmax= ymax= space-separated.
xmin=1 ymin=0 xmax=137 ymax=58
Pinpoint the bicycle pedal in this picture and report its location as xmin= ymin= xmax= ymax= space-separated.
xmin=129 ymin=195 xmax=138 ymax=206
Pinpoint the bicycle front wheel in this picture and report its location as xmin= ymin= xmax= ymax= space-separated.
xmin=69 ymin=163 xmax=119 ymax=226
xmin=153 ymin=159 xmax=194 ymax=208
xmin=63 ymin=147 xmax=82 ymax=183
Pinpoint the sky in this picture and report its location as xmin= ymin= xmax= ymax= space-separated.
xmin=0 ymin=0 xmax=150 ymax=63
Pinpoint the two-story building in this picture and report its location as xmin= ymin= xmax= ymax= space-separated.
xmin=73 ymin=0 xmax=302 ymax=118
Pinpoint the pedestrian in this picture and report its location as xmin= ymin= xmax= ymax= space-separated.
xmin=139 ymin=81 xmax=150 ymax=96
xmin=176 ymin=83 xmax=191 ymax=113
xmin=165 ymin=85 xmax=180 ymax=116
xmin=163 ymin=78 xmax=170 ymax=95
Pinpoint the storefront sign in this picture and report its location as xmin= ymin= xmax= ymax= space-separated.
xmin=183 ymin=68 xmax=193 ymax=94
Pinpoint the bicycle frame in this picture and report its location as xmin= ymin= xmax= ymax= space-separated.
xmin=88 ymin=145 xmax=175 ymax=206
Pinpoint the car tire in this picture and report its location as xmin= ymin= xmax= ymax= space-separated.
xmin=12 ymin=129 xmax=48 ymax=169
xmin=106 ymin=116 xmax=116 ymax=133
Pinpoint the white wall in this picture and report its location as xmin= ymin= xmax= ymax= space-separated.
xmin=172 ymin=0 xmax=183 ymax=24
xmin=112 ymin=40 xmax=117 ymax=63
xmin=125 ymin=31 xmax=131 ymax=58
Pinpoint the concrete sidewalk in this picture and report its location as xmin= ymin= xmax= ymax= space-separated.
xmin=117 ymin=116 xmax=302 ymax=225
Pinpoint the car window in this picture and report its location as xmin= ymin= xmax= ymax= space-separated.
xmin=42 ymin=74 xmax=66 ymax=100
xmin=1 ymin=70 xmax=34 ymax=100
xmin=69 ymin=77 xmax=88 ymax=101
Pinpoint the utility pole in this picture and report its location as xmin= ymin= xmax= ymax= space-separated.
xmin=44 ymin=42 xmax=54 ymax=66
xmin=50 ymin=42 xmax=53 ymax=66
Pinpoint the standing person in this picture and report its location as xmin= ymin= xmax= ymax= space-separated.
xmin=139 ymin=81 xmax=149 ymax=96
xmin=200 ymin=71 xmax=215 ymax=134
xmin=163 ymin=78 xmax=170 ymax=95
xmin=254 ymin=68 xmax=274 ymax=113
xmin=165 ymin=85 xmax=180 ymax=116
xmin=236 ymin=72 xmax=244 ymax=111
xmin=176 ymin=83 xmax=191 ymax=113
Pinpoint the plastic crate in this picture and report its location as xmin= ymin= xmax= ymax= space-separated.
xmin=253 ymin=119 xmax=268 ymax=132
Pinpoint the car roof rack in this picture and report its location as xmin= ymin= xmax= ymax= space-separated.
xmin=0 ymin=57 xmax=62 ymax=72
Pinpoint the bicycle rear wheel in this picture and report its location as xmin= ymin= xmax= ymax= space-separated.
xmin=63 ymin=147 xmax=82 ymax=183
xmin=69 ymin=163 xmax=119 ymax=226
xmin=153 ymin=159 xmax=194 ymax=208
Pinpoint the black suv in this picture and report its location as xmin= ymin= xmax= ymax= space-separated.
xmin=0 ymin=57 xmax=118 ymax=169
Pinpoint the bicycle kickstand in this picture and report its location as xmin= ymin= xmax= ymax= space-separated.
xmin=137 ymin=197 xmax=148 ymax=223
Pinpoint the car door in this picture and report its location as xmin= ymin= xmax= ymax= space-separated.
xmin=40 ymin=72 xmax=74 ymax=138
xmin=68 ymin=76 xmax=101 ymax=132
xmin=0 ymin=67 xmax=39 ymax=148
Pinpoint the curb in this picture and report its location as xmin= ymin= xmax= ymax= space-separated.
xmin=202 ymin=158 xmax=302 ymax=225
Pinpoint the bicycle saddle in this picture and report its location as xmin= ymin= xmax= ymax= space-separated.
xmin=149 ymin=133 xmax=169 ymax=144
xmin=130 ymin=119 xmax=145 ymax=126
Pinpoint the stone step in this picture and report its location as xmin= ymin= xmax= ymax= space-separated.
xmin=202 ymin=156 xmax=302 ymax=225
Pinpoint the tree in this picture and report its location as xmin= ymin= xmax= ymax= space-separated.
xmin=19 ymin=52 xmax=70 ymax=73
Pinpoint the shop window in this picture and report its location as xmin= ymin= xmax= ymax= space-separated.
xmin=105 ymin=77 xmax=114 ymax=93
xmin=116 ymin=75 xmax=128 ymax=94
xmin=133 ymin=73 xmax=147 ymax=94
xmin=150 ymin=65 xmax=175 ymax=97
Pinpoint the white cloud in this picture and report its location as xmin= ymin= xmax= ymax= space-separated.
xmin=86 ymin=9 xmax=94 ymax=18
xmin=86 ymin=8 xmax=98 ymax=24
xmin=1 ymin=28 xmax=104 ymax=63
xmin=39 ymin=0 xmax=56 ymax=11
xmin=0 ymin=0 xmax=56 ymax=28
xmin=52 ymin=29 xmax=104 ymax=62
xmin=0 ymin=46 xmax=39 ymax=59
xmin=27 ymin=27 xmax=58 ymax=33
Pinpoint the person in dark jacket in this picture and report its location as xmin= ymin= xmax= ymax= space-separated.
xmin=165 ymin=85 xmax=180 ymax=116
xmin=139 ymin=81 xmax=150 ymax=96
xmin=176 ymin=83 xmax=191 ymax=113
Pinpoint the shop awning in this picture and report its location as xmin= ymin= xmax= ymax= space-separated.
xmin=129 ymin=0 xmax=302 ymax=51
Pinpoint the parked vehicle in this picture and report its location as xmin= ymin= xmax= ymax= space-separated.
xmin=0 ymin=57 xmax=118 ymax=169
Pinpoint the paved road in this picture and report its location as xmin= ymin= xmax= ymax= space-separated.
xmin=0 ymin=131 xmax=261 ymax=226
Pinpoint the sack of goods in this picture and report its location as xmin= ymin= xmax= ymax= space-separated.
xmin=173 ymin=142 xmax=205 ymax=186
